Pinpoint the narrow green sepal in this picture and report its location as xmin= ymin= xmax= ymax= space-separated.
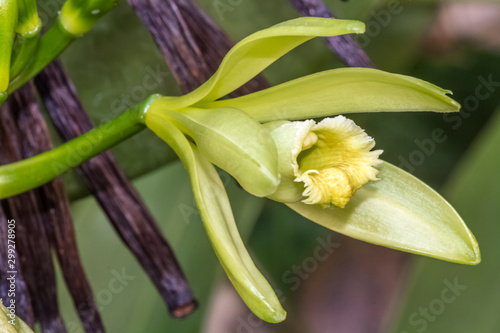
xmin=157 ymin=17 xmax=365 ymax=110
xmin=146 ymin=113 xmax=286 ymax=323
xmin=288 ymin=162 xmax=480 ymax=265
xmin=202 ymin=68 xmax=461 ymax=122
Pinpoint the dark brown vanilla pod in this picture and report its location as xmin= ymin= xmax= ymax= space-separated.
xmin=39 ymin=178 xmax=106 ymax=333
xmin=0 ymin=87 xmax=104 ymax=332
xmin=288 ymin=0 xmax=374 ymax=68
xmin=127 ymin=0 xmax=269 ymax=94
xmin=0 ymin=85 xmax=67 ymax=333
xmin=0 ymin=204 xmax=35 ymax=328
xmin=35 ymin=60 xmax=197 ymax=318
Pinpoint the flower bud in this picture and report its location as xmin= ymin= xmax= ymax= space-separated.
xmin=266 ymin=116 xmax=383 ymax=208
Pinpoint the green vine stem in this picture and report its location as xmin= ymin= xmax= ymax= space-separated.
xmin=10 ymin=0 xmax=42 ymax=79
xmin=8 ymin=20 xmax=75 ymax=93
xmin=7 ymin=0 xmax=120 ymax=95
xmin=0 ymin=94 xmax=159 ymax=199
xmin=0 ymin=0 xmax=17 ymax=93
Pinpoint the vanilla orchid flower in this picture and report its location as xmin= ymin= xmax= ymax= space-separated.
xmin=0 ymin=18 xmax=480 ymax=323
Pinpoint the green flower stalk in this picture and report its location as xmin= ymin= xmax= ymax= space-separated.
xmin=0 ymin=0 xmax=17 ymax=104
xmin=0 ymin=17 xmax=481 ymax=323
xmin=6 ymin=0 xmax=120 ymax=97
xmin=10 ymin=0 xmax=41 ymax=79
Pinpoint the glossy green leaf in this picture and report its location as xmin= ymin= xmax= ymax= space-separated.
xmin=287 ymin=162 xmax=480 ymax=265
xmin=157 ymin=17 xmax=365 ymax=110
xmin=146 ymin=113 xmax=286 ymax=323
xmin=202 ymin=68 xmax=460 ymax=122
xmin=154 ymin=106 xmax=279 ymax=197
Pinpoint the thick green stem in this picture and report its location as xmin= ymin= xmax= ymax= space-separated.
xmin=0 ymin=0 xmax=17 ymax=92
xmin=7 ymin=0 xmax=121 ymax=95
xmin=0 ymin=94 xmax=160 ymax=199
xmin=8 ymin=19 xmax=74 ymax=93
xmin=10 ymin=0 xmax=41 ymax=79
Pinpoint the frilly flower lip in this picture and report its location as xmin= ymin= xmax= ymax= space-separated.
xmin=267 ymin=116 xmax=383 ymax=208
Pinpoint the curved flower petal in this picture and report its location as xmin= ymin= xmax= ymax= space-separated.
xmin=202 ymin=68 xmax=461 ymax=122
xmin=154 ymin=106 xmax=279 ymax=197
xmin=146 ymin=112 xmax=286 ymax=323
xmin=156 ymin=17 xmax=365 ymax=110
xmin=287 ymin=162 xmax=480 ymax=265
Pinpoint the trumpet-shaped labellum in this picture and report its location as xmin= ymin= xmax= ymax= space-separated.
xmin=266 ymin=116 xmax=382 ymax=208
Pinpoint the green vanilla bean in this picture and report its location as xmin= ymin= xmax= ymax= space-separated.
xmin=0 ymin=94 xmax=159 ymax=199
xmin=7 ymin=0 xmax=120 ymax=94
xmin=10 ymin=0 xmax=42 ymax=79
xmin=0 ymin=0 xmax=17 ymax=92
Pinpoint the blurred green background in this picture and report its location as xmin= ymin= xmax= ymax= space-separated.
xmin=34 ymin=0 xmax=500 ymax=332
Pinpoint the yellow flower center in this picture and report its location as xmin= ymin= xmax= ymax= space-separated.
xmin=292 ymin=116 xmax=382 ymax=208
